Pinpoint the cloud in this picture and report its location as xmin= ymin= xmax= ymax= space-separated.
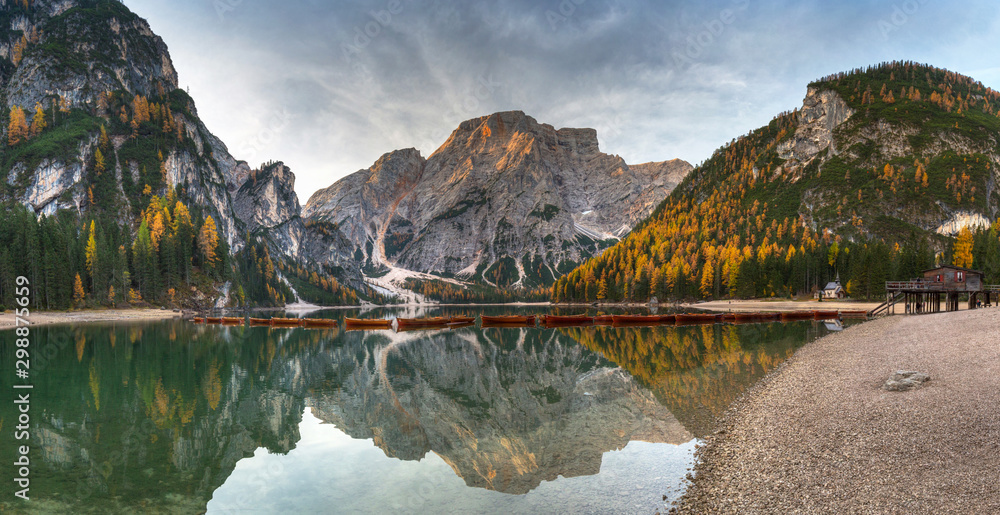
xmin=125 ymin=0 xmax=1000 ymax=201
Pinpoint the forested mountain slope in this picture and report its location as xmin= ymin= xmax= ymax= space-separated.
xmin=553 ymin=62 xmax=1000 ymax=302
xmin=0 ymin=0 xmax=369 ymax=309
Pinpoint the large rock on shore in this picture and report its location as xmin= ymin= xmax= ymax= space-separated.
xmin=882 ymin=370 xmax=930 ymax=391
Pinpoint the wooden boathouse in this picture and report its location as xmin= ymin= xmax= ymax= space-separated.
xmin=873 ymin=265 xmax=1000 ymax=315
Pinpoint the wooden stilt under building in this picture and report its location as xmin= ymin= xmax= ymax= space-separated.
xmin=873 ymin=265 xmax=1000 ymax=317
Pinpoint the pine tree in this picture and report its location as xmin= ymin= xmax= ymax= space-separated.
xmin=132 ymin=220 xmax=154 ymax=297
xmin=173 ymin=201 xmax=194 ymax=283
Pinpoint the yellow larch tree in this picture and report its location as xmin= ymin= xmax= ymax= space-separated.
xmin=73 ymin=273 xmax=86 ymax=305
xmin=8 ymin=106 xmax=29 ymax=145
xmin=952 ymin=227 xmax=974 ymax=268
xmin=29 ymin=102 xmax=45 ymax=136
xmin=85 ymin=221 xmax=97 ymax=279
xmin=198 ymin=215 xmax=219 ymax=269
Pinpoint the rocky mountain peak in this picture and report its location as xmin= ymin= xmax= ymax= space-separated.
xmin=367 ymin=147 xmax=425 ymax=184
xmin=233 ymin=162 xmax=300 ymax=232
xmin=435 ymin=110 xmax=603 ymax=161
xmin=304 ymin=111 xmax=692 ymax=287
xmin=3 ymin=0 xmax=179 ymax=110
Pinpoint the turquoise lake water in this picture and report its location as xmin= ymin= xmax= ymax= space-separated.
xmin=0 ymin=307 xmax=846 ymax=513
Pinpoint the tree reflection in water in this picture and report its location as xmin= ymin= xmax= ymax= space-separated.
xmin=0 ymin=316 xmax=833 ymax=512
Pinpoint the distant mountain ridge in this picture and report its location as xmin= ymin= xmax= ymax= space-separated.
xmin=304 ymin=110 xmax=691 ymax=289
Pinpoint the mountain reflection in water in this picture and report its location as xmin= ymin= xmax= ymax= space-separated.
xmin=0 ymin=313 xmax=834 ymax=513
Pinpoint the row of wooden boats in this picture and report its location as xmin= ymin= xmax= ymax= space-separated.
xmin=192 ymin=309 xmax=865 ymax=330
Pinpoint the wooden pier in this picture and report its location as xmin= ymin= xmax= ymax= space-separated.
xmin=874 ymin=266 xmax=1000 ymax=316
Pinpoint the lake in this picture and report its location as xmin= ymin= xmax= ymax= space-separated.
xmin=0 ymin=308 xmax=848 ymax=514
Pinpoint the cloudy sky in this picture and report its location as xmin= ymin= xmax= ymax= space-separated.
xmin=124 ymin=0 xmax=1000 ymax=202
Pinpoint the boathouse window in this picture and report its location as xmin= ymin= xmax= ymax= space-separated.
xmin=936 ymin=274 xmax=942 ymax=282
xmin=957 ymin=271 xmax=964 ymax=282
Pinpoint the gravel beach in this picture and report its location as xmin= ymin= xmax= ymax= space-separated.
xmin=0 ymin=308 xmax=181 ymax=330
xmin=674 ymin=308 xmax=1000 ymax=514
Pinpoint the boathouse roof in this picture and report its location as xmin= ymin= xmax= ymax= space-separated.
xmin=921 ymin=265 xmax=984 ymax=275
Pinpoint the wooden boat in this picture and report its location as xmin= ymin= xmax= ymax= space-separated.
xmin=192 ymin=317 xmax=204 ymax=323
xmin=839 ymin=310 xmax=870 ymax=319
xmin=205 ymin=317 xmax=223 ymax=324
xmin=779 ymin=311 xmax=815 ymax=320
xmin=302 ymin=318 xmax=338 ymax=328
xmin=270 ymin=317 xmax=303 ymax=327
xmin=611 ymin=314 xmax=661 ymax=325
xmin=448 ymin=315 xmax=476 ymax=324
xmin=593 ymin=315 xmax=614 ymax=325
xmin=344 ymin=318 xmax=393 ymax=330
xmin=542 ymin=315 xmax=594 ymax=325
xmin=813 ymin=310 xmax=840 ymax=320
xmin=481 ymin=315 xmax=536 ymax=324
xmin=248 ymin=317 xmax=271 ymax=326
xmin=722 ymin=313 xmax=737 ymax=321
xmin=480 ymin=315 xmax=537 ymax=327
xmin=397 ymin=317 xmax=451 ymax=327
xmin=658 ymin=314 xmax=676 ymax=324
xmin=447 ymin=321 xmax=475 ymax=329
xmin=221 ymin=317 xmax=244 ymax=324
xmin=674 ymin=313 xmax=718 ymax=324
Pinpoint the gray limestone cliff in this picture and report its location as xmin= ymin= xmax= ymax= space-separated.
xmin=304 ymin=111 xmax=692 ymax=286
xmin=0 ymin=0 xmax=251 ymax=249
xmin=0 ymin=0 xmax=355 ymax=285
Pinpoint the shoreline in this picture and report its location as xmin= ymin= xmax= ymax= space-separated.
xmin=0 ymin=299 xmax=892 ymax=330
xmin=0 ymin=308 xmax=182 ymax=330
xmin=680 ymin=298 xmax=884 ymax=312
xmin=673 ymin=308 xmax=1000 ymax=513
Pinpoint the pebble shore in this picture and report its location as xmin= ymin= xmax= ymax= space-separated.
xmin=673 ymin=308 xmax=1000 ymax=514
